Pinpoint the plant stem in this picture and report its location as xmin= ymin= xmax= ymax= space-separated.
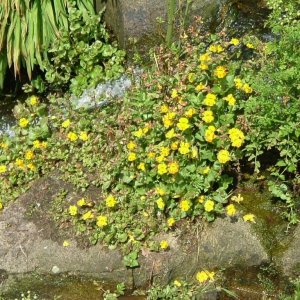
xmin=166 ymin=0 xmax=176 ymax=47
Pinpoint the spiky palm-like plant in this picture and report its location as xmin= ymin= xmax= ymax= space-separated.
xmin=0 ymin=0 xmax=94 ymax=89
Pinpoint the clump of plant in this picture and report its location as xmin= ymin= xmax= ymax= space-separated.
xmin=0 ymin=0 xmax=94 ymax=89
xmin=241 ymin=0 xmax=300 ymax=224
xmin=146 ymin=270 xmax=236 ymax=299
xmin=0 ymin=28 xmax=259 ymax=263
xmin=44 ymin=2 xmax=125 ymax=96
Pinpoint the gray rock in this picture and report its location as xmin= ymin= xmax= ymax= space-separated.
xmin=0 ymin=174 xmax=269 ymax=289
xmin=100 ymin=0 xmax=229 ymax=47
xmin=134 ymin=218 xmax=269 ymax=286
xmin=276 ymin=224 xmax=300 ymax=276
xmin=0 ymin=175 xmax=132 ymax=287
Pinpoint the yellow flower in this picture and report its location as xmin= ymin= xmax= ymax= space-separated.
xmin=228 ymin=128 xmax=245 ymax=148
xmin=171 ymin=142 xmax=179 ymax=150
xmin=191 ymin=146 xmax=198 ymax=158
xmin=204 ymin=200 xmax=215 ymax=212
xmin=62 ymin=119 xmax=71 ymax=128
xmin=242 ymin=83 xmax=253 ymax=94
xmin=196 ymin=271 xmax=207 ymax=283
xmin=168 ymin=161 xmax=179 ymax=174
xmin=29 ymin=95 xmax=38 ymax=106
xmin=226 ymin=204 xmax=237 ymax=216
xmin=202 ymin=110 xmax=214 ymax=123
xmin=77 ymin=198 xmax=86 ymax=207
xmin=188 ymin=72 xmax=196 ymax=83
xmin=209 ymin=44 xmax=223 ymax=53
xmin=160 ymin=104 xmax=169 ymax=113
xmin=156 ymin=187 xmax=166 ymax=196
xmin=217 ymin=149 xmax=230 ymax=164
xmin=195 ymin=83 xmax=206 ymax=92
xmin=82 ymin=211 xmax=94 ymax=220
xmin=0 ymin=202 xmax=3 ymax=210
xmin=185 ymin=107 xmax=196 ymax=118
xmin=128 ymin=152 xmax=137 ymax=161
xmin=19 ymin=118 xmax=29 ymax=128
xmin=63 ymin=240 xmax=70 ymax=247
xmin=163 ymin=116 xmax=173 ymax=128
xmin=166 ymin=128 xmax=176 ymax=139
xmin=203 ymin=166 xmax=210 ymax=174
xmin=214 ymin=66 xmax=227 ymax=79
xmin=133 ymin=128 xmax=144 ymax=138
xmin=243 ymin=213 xmax=256 ymax=223
xmin=143 ymin=124 xmax=150 ymax=134
xmin=97 ymin=215 xmax=108 ymax=227
xmin=246 ymin=43 xmax=255 ymax=49
xmin=156 ymin=197 xmax=165 ymax=210
xmin=231 ymin=194 xmax=244 ymax=203
xmin=127 ymin=141 xmax=137 ymax=151
xmin=196 ymin=270 xmax=215 ymax=283
xmin=79 ymin=131 xmax=88 ymax=141
xmin=25 ymin=150 xmax=34 ymax=160
xmin=137 ymin=162 xmax=146 ymax=171
xmin=157 ymin=163 xmax=168 ymax=175
xmin=179 ymin=199 xmax=191 ymax=212
xmin=177 ymin=117 xmax=190 ymax=131
xmin=173 ymin=280 xmax=182 ymax=287
xmin=160 ymin=146 xmax=170 ymax=157
xmin=224 ymin=94 xmax=236 ymax=106
xmin=147 ymin=152 xmax=155 ymax=159
xmin=69 ymin=205 xmax=78 ymax=216
xmin=0 ymin=142 xmax=8 ymax=149
xmin=199 ymin=63 xmax=208 ymax=70
xmin=67 ymin=132 xmax=78 ymax=142
xmin=0 ymin=165 xmax=7 ymax=173
xmin=106 ymin=195 xmax=117 ymax=208
xmin=234 ymin=78 xmax=243 ymax=89
xmin=179 ymin=141 xmax=190 ymax=155
xmin=198 ymin=195 xmax=205 ymax=203
xmin=203 ymin=93 xmax=216 ymax=106
xmin=27 ymin=163 xmax=36 ymax=171
xmin=160 ymin=240 xmax=169 ymax=250
xmin=33 ymin=140 xmax=41 ymax=149
xmin=205 ymin=126 xmax=216 ymax=143
xmin=167 ymin=217 xmax=175 ymax=227
xmin=15 ymin=159 xmax=25 ymax=169
xmin=230 ymin=38 xmax=240 ymax=46
xmin=166 ymin=112 xmax=176 ymax=119
xmin=171 ymin=89 xmax=178 ymax=98
xmin=199 ymin=53 xmax=211 ymax=62
xmin=156 ymin=155 xmax=165 ymax=163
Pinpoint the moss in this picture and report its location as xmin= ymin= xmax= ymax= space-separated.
xmin=1 ymin=274 xmax=142 ymax=300
xmin=237 ymin=175 xmax=294 ymax=257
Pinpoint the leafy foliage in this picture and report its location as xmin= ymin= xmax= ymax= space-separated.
xmin=0 ymin=28 xmax=256 ymax=258
xmin=241 ymin=0 xmax=300 ymax=222
xmin=0 ymin=0 xmax=94 ymax=89
xmin=44 ymin=3 xmax=125 ymax=96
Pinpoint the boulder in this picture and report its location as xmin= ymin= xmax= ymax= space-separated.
xmin=0 ymin=175 xmax=132 ymax=287
xmin=0 ymin=174 xmax=269 ymax=291
xmin=133 ymin=217 xmax=269 ymax=286
xmin=96 ymin=0 xmax=229 ymax=47
xmin=276 ymin=224 xmax=300 ymax=276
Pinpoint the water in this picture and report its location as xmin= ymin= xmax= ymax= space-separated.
xmin=0 ymin=95 xmax=17 ymax=136
xmin=1 ymin=275 xmax=145 ymax=300
xmin=71 ymin=74 xmax=133 ymax=110
xmin=0 ymin=71 xmax=138 ymax=137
